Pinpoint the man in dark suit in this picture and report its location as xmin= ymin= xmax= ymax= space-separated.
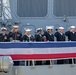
xmin=35 ymin=28 xmax=43 ymax=42
xmin=0 ymin=27 xmax=9 ymax=42
xmin=43 ymin=26 xmax=54 ymax=41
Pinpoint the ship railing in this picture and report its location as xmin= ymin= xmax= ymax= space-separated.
xmin=0 ymin=42 xmax=76 ymax=67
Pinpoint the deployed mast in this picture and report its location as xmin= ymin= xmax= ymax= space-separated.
xmin=2 ymin=0 xmax=12 ymax=20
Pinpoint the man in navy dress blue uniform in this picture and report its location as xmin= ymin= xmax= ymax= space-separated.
xmin=55 ymin=27 xmax=65 ymax=41
xmin=8 ymin=26 xmax=22 ymax=42
xmin=65 ymin=26 xmax=76 ymax=64
xmin=43 ymin=26 xmax=54 ymax=41
xmin=0 ymin=27 xmax=9 ymax=42
xmin=54 ymin=27 xmax=68 ymax=64
xmin=23 ymin=29 xmax=34 ymax=42
xmin=35 ymin=28 xmax=43 ymax=42
xmin=42 ymin=26 xmax=54 ymax=64
xmin=65 ymin=26 xmax=76 ymax=41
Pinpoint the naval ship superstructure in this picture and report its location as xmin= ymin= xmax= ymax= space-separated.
xmin=0 ymin=0 xmax=76 ymax=75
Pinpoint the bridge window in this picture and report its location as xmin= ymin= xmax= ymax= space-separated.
xmin=53 ymin=0 xmax=76 ymax=17
xmin=17 ymin=0 xmax=48 ymax=17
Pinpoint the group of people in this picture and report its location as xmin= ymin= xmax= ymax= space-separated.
xmin=0 ymin=25 xmax=76 ymax=42
xmin=0 ymin=25 xmax=76 ymax=64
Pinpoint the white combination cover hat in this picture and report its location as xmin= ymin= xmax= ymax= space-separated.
xmin=25 ymin=28 xmax=32 ymax=32
xmin=13 ymin=25 xmax=19 ymax=28
xmin=59 ymin=27 xmax=64 ymax=30
xmin=36 ymin=28 xmax=42 ymax=31
xmin=1 ymin=27 xmax=7 ymax=30
xmin=47 ymin=26 xmax=53 ymax=30
xmin=70 ymin=26 xmax=75 ymax=29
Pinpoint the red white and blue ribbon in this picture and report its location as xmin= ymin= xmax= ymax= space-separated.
xmin=0 ymin=42 xmax=76 ymax=60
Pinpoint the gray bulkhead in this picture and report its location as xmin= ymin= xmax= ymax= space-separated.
xmin=0 ymin=0 xmax=76 ymax=75
xmin=1 ymin=0 xmax=76 ymax=34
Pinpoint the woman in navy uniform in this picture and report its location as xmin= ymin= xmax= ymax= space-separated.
xmin=43 ymin=26 xmax=54 ymax=41
xmin=23 ymin=29 xmax=34 ymax=42
xmin=35 ymin=28 xmax=43 ymax=42
xmin=8 ymin=26 xmax=22 ymax=42
xmin=0 ymin=27 xmax=9 ymax=42
xmin=54 ymin=27 xmax=65 ymax=41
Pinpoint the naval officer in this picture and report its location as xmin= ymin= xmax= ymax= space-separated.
xmin=35 ymin=28 xmax=43 ymax=42
xmin=65 ymin=26 xmax=76 ymax=64
xmin=43 ymin=26 xmax=54 ymax=41
xmin=54 ymin=27 xmax=69 ymax=64
xmin=23 ymin=28 xmax=34 ymax=42
xmin=65 ymin=26 xmax=76 ymax=41
xmin=8 ymin=25 xmax=22 ymax=42
xmin=0 ymin=27 xmax=9 ymax=42
xmin=54 ymin=27 xmax=65 ymax=41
